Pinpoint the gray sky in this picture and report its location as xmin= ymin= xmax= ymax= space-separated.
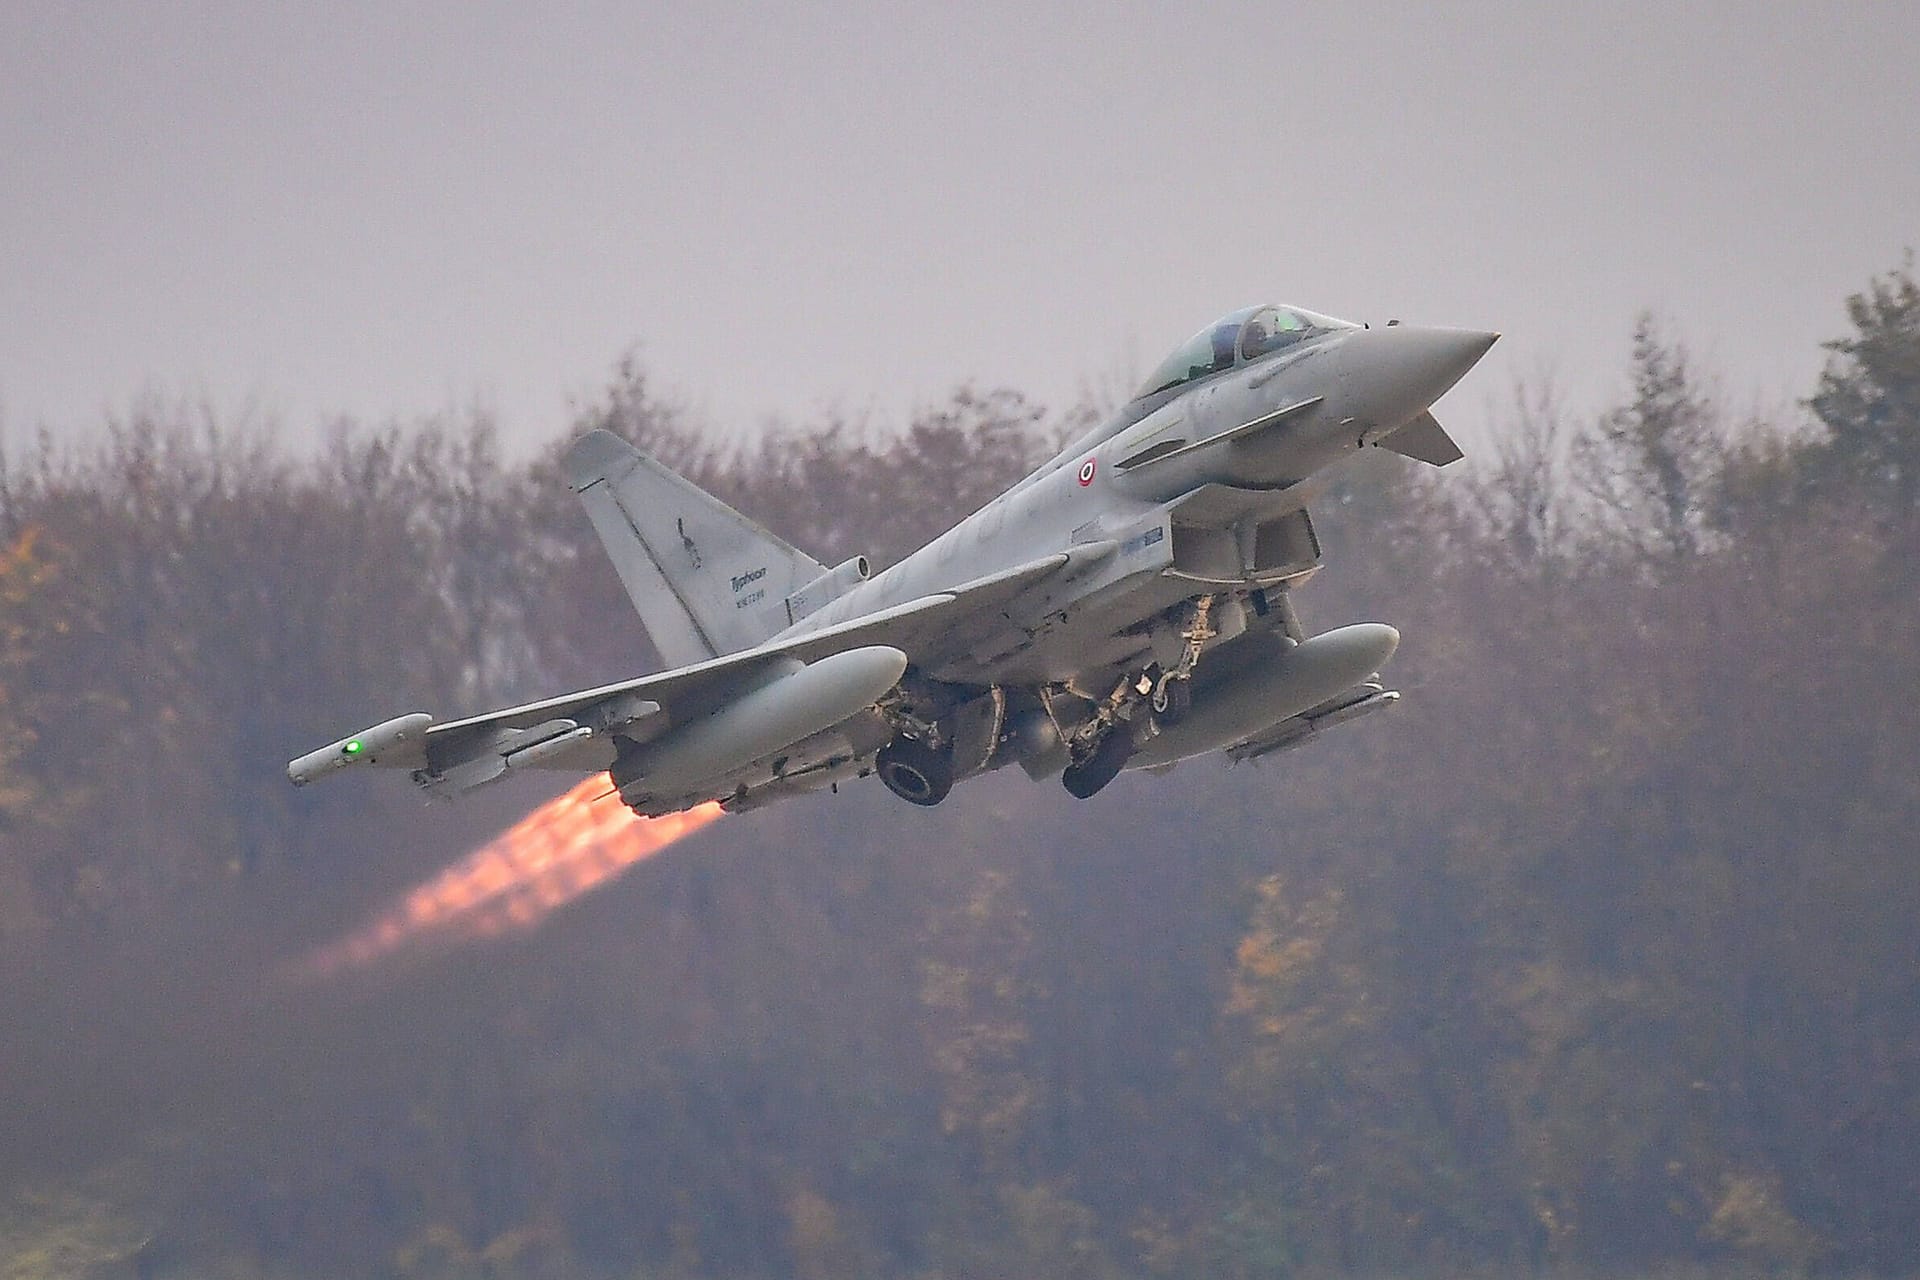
xmin=5 ymin=1 xmax=1917 ymax=454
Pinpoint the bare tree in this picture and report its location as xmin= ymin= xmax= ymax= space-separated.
xmin=1574 ymin=314 xmax=1722 ymax=563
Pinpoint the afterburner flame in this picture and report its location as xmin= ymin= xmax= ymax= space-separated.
xmin=305 ymin=777 xmax=723 ymax=976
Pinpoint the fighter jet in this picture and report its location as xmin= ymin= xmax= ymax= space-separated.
xmin=289 ymin=305 xmax=1496 ymax=810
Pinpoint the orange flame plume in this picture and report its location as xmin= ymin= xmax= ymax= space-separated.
xmin=304 ymin=777 xmax=723 ymax=977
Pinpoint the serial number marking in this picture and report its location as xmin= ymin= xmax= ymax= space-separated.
xmin=735 ymin=588 xmax=765 ymax=609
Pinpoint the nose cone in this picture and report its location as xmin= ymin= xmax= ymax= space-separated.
xmin=1338 ymin=326 xmax=1499 ymax=432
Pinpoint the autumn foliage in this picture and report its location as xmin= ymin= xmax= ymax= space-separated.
xmin=2 ymin=265 xmax=1918 ymax=1277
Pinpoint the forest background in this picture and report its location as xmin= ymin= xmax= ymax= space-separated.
xmin=1 ymin=261 xmax=1917 ymax=1278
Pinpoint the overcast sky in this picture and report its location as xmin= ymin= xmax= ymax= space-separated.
xmin=5 ymin=1 xmax=1917 ymax=455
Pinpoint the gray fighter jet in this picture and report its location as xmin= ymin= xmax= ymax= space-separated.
xmin=289 ymin=305 xmax=1496 ymax=810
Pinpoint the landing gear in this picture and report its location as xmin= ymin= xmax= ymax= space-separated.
xmin=1061 ymin=725 xmax=1133 ymax=800
xmin=1043 ymin=594 xmax=1232 ymax=801
xmin=1135 ymin=596 xmax=1214 ymax=732
xmin=1149 ymin=670 xmax=1193 ymax=725
xmin=877 ymin=735 xmax=954 ymax=806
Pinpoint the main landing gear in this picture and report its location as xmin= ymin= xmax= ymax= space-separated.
xmin=1060 ymin=725 xmax=1133 ymax=799
xmin=876 ymin=734 xmax=954 ymax=806
xmin=1057 ymin=595 xmax=1218 ymax=800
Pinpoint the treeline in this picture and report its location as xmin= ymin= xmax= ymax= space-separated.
xmin=0 ymin=264 xmax=1916 ymax=1278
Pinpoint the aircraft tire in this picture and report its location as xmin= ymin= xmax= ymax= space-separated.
xmin=877 ymin=735 xmax=954 ymax=806
xmin=1061 ymin=727 xmax=1133 ymax=800
xmin=1150 ymin=675 xmax=1193 ymax=725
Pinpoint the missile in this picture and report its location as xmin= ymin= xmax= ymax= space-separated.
xmin=620 ymin=645 xmax=908 ymax=801
xmin=722 ymin=755 xmax=868 ymax=813
xmin=1227 ymin=687 xmax=1399 ymax=761
xmin=1127 ymin=624 xmax=1399 ymax=769
xmin=287 ymin=712 xmax=433 ymax=786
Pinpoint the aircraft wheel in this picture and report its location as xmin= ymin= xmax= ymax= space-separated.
xmin=877 ymin=735 xmax=954 ymax=807
xmin=1061 ymin=727 xmax=1133 ymax=800
xmin=1150 ymin=674 xmax=1193 ymax=725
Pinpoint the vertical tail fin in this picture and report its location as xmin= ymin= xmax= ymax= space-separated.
xmin=565 ymin=430 xmax=827 ymax=666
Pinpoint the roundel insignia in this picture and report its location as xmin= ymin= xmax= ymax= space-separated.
xmin=1077 ymin=457 xmax=1097 ymax=487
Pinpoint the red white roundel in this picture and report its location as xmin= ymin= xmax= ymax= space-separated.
xmin=1077 ymin=457 xmax=1097 ymax=487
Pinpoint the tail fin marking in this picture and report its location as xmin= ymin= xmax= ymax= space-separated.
xmin=566 ymin=431 xmax=827 ymax=666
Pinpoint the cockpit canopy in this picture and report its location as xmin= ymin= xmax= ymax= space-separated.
xmin=1133 ymin=304 xmax=1358 ymax=402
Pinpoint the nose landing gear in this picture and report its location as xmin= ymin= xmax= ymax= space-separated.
xmin=1148 ymin=668 xmax=1193 ymax=725
xmin=1148 ymin=596 xmax=1213 ymax=727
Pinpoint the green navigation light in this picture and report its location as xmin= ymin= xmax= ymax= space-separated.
xmin=343 ymin=739 xmax=364 ymax=756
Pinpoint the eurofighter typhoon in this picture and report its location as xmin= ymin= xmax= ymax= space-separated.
xmin=289 ymin=307 xmax=1496 ymax=809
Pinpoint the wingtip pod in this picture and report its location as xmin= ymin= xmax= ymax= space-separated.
xmin=288 ymin=712 xmax=434 ymax=786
